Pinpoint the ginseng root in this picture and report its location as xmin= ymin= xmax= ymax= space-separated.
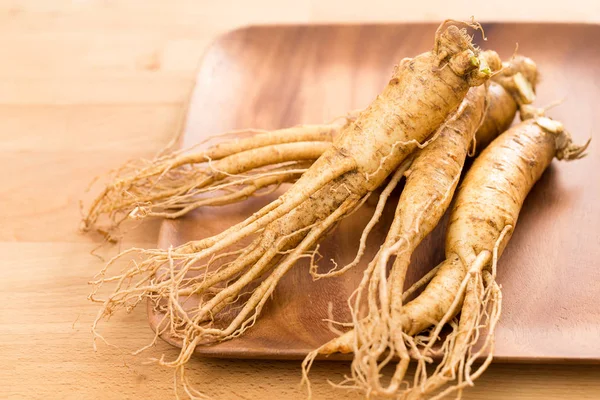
xmin=306 ymin=113 xmax=587 ymax=399
xmin=90 ymin=20 xmax=497 ymax=394
xmin=403 ymin=115 xmax=588 ymax=399
xmin=301 ymin=54 xmax=538 ymax=397
xmin=302 ymin=82 xmax=490 ymax=399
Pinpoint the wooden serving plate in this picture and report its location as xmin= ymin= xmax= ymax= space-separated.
xmin=149 ymin=23 xmax=600 ymax=361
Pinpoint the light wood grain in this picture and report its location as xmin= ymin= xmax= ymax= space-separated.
xmin=1 ymin=1 xmax=600 ymax=399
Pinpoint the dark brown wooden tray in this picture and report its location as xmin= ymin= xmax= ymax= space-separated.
xmin=149 ymin=22 xmax=600 ymax=362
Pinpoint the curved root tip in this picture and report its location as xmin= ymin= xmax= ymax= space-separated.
xmin=79 ymin=219 xmax=91 ymax=233
xmin=559 ymin=136 xmax=591 ymax=161
xmin=530 ymin=115 xmax=591 ymax=161
xmin=301 ymin=330 xmax=357 ymax=398
xmin=320 ymin=330 xmax=355 ymax=355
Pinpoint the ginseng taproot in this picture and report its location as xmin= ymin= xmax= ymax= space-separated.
xmin=89 ymin=20 xmax=497 ymax=395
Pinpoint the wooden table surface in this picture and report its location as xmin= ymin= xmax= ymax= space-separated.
xmin=1 ymin=1 xmax=599 ymax=399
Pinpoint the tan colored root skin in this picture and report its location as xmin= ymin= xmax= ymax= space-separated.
xmin=396 ymin=117 xmax=587 ymax=399
xmin=404 ymin=58 xmax=542 ymax=335
xmin=158 ymin=23 xmax=494 ymax=260
xmin=146 ymin=162 xmax=311 ymax=220
xmin=408 ymin=272 xmax=502 ymax=400
xmin=474 ymin=81 xmax=517 ymax=152
xmin=81 ymin=117 xmax=353 ymax=235
xmin=476 ymin=54 xmax=539 ymax=152
xmin=315 ymin=116 xmax=586 ymax=398
xmin=302 ymin=81 xmax=491 ymax=398
xmin=302 ymin=55 xmax=545 ymax=398
xmin=332 ymin=32 xmax=490 ymax=190
xmin=400 ymin=119 xmax=571 ymax=336
xmin=129 ymin=141 xmax=327 ymax=208
xmin=309 ymin=52 xmax=539 ymax=351
xmin=92 ymin=22 xmax=497 ymax=398
xmin=82 ymin=139 xmax=332 ymax=235
xmin=387 ymin=83 xmax=487 ymax=310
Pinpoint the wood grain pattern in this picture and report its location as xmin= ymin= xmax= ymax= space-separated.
xmin=150 ymin=23 xmax=600 ymax=363
xmin=2 ymin=1 xmax=600 ymax=398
